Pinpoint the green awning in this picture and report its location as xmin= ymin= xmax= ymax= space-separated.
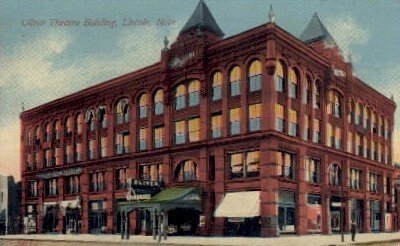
xmin=144 ymin=187 xmax=199 ymax=204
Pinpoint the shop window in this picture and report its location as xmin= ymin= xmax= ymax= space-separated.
xmin=154 ymin=126 xmax=164 ymax=149
xmin=288 ymin=68 xmax=298 ymax=99
xmin=212 ymin=72 xmax=222 ymax=101
xmin=174 ymin=120 xmax=186 ymax=144
xmin=138 ymin=93 xmax=148 ymax=119
xmin=115 ymin=98 xmax=130 ymax=124
xmin=275 ymin=61 xmax=285 ymax=92
xmin=276 ymin=151 xmax=296 ymax=180
xmin=248 ymin=104 xmax=261 ymax=132
xmin=154 ymin=89 xmax=164 ymax=115
xmin=115 ymin=168 xmax=127 ymax=190
xmin=188 ymin=80 xmax=200 ymax=106
xmin=230 ymin=66 xmax=241 ymax=96
xmin=229 ymin=108 xmax=241 ymax=135
xmin=65 ymin=175 xmax=80 ymax=194
xmin=90 ymin=172 xmax=106 ymax=192
xmin=174 ymin=160 xmax=196 ymax=182
xmin=89 ymin=200 xmax=107 ymax=234
xmin=175 ymin=84 xmax=186 ymax=110
xmin=139 ymin=164 xmax=163 ymax=182
xmin=329 ymin=164 xmax=341 ymax=186
xmin=228 ymin=150 xmax=260 ymax=179
xmin=305 ymin=157 xmax=320 ymax=184
xmin=211 ymin=114 xmax=222 ymax=138
xmin=275 ymin=104 xmax=285 ymax=132
xmin=248 ymin=60 xmax=261 ymax=92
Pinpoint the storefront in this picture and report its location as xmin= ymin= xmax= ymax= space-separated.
xmin=278 ymin=190 xmax=296 ymax=234
xmin=306 ymin=194 xmax=322 ymax=232
xmin=370 ymin=200 xmax=381 ymax=231
xmin=350 ymin=199 xmax=363 ymax=232
xmin=60 ymin=198 xmax=81 ymax=234
xmin=330 ymin=196 xmax=342 ymax=233
xmin=89 ymin=199 xmax=107 ymax=234
xmin=214 ymin=191 xmax=260 ymax=237
xmin=42 ymin=202 xmax=58 ymax=233
xmin=23 ymin=204 xmax=37 ymax=234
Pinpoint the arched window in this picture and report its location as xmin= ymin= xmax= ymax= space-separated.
xmin=174 ymin=160 xmax=197 ymax=182
xmin=212 ymin=71 xmax=222 ymax=101
xmin=288 ymin=68 xmax=298 ymax=98
xmin=275 ymin=61 xmax=285 ymax=92
xmin=365 ymin=107 xmax=371 ymax=130
xmin=85 ymin=110 xmax=95 ymax=132
xmin=329 ymin=164 xmax=341 ymax=186
xmin=175 ymin=84 xmax=186 ymax=110
xmin=328 ymin=90 xmax=342 ymax=118
xmin=34 ymin=126 xmax=41 ymax=143
xmin=75 ymin=113 xmax=84 ymax=135
xmin=98 ymin=106 xmax=108 ymax=129
xmin=188 ymin=80 xmax=200 ymax=106
xmin=154 ymin=89 xmax=164 ymax=115
xmin=303 ymin=76 xmax=312 ymax=104
xmin=138 ymin=94 xmax=148 ymax=119
xmin=248 ymin=60 xmax=261 ymax=92
xmin=371 ymin=111 xmax=377 ymax=134
xmin=115 ymin=98 xmax=129 ymax=124
xmin=313 ymin=81 xmax=321 ymax=109
xmin=230 ymin=66 xmax=241 ymax=96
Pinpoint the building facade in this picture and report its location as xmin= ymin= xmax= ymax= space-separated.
xmin=20 ymin=1 xmax=399 ymax=237
xmin=0 ymin=175 xmax=20 ymax=235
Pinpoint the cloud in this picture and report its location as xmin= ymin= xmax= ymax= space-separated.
xmin=325 ymin=14 xmax=370 ymax=61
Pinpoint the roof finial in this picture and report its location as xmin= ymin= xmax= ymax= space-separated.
xmin=163 ymin=36 xmax=169 ymax=51
xmin=269 ymin=5 xmax=275 ymax=23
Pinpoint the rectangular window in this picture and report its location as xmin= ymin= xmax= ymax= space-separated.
xmin=369 ymin=173 xmax=380 ymax=193
xmin=27 ymin=180 xmax=38 ymax=197
xmin=211 ymin=114 xmax=222 ymax=138
xmin=275 ymin=104 xmax=285 ymax=132
xmin=289 ymin=81 xmax=297 ymax=99
xmin=188 ymin=118 xmax=200 ymax=142
xmin=275 ymin=75 xmax=284 ymax=92
xmin=75 ymin=142 xmax=83 ymax=162
xmin=305 ymin=157 xmax=320 ymax=184
xmin=175 ymin=95 xmax=186 ymax=110
xmin=90 ymin=172 xmax=106 ymax=192
xmin=334 ymin=127 xmax=341 ymax=150
xmin=189 ymin=91 xmax=200 ymax=107
xmin=313 ymin=83 xmax=320 ymax=109
xmin=65 ymin=145 xmax=73 ymax=164
xmin=355 ymin=134 xmax=361 ymax=156
xmin=115 ymin=168 xmax=127 ymax=190
xmin=154 ymin=127 xmax=164 ymax=149
xmin=65 ymin=175 xmax=80 ymax=194
xmin=175 ymin=120 xmax=186 ymax=144
xmin=248 ymin=103 xmax=261 ymax=132
xmin=347 ymin=132 xmax=353 ymax=153
xmin=276 ymin=151 xmax=296 ymax=180
xmin=228 ymin=150 xmax=260 ymax=179
xmin=212 ymin=85 xmax=221 ymax=101
xmin=326 ymin=123 xmax=333 ymax=147
xmin=155 ymin=101 xmax=163 ymax=115
xmin=44 ymin=178 xmax=58 ymax=196
xmin=139 ymin=128 xmax=147 ymax=151
xmin=229 ymin=108 xmax=241 ymax=135
xmin=288 ymin=109 xmax=297 ymax=136
xmin=349 ymin=169 xmax=361 ymax=190
xmin=88 ymin=139 xmax=96 ymax=160
xmin=230 ymin=81 xmax=240 ymax=96
xmin=313 ymin=119 xmax=321 ymax=143
xmin=115 ymin=132 xmax=130 ymax=154
xmin=303 ymin=115 xmax=310 ymax=141
xmin=249 ymin=74 xmax=261 ymax=92
xmin=100 ymin=137 xmax=107 ymax=158
xmin=139 ymin=105 xmax=147 ymax=119
xmin=139 ymin=164 xmax=163 ymax=182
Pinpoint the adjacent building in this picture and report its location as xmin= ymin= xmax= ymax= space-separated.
xmin=20 ymin=1 xmax=399 ymax=237
xmin=0 ymin=175 xmax=21 ymax=234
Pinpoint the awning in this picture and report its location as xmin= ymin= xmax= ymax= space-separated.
xmin=214 ymin=191 xmax=260 ymax=218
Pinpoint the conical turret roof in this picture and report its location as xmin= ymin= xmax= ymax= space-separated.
xmin=300 ymin=12 xmax=336 ymax=46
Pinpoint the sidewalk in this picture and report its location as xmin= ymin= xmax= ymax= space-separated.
xmin=1 ymin=232 xmax=400 ymax=246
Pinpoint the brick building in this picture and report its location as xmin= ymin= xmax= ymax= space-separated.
xmin=20 ymin=1 xmax=399 ymax=237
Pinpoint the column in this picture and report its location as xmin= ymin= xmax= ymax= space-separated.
xmin=381 ymin=170 xmax=388 ymax=232
xmin=105 ymin=168 xmax=114 ymax=233
xmin=80 ymin=170 xmax=89 ymax=233
xmin=262 ymin=36 xmax=277 ymax=131
xmin=296 ymin=148 xmax=307 ymax=235
xmin=211 ymin=147 xmax=224 ymax=236
xmin=37 ymin=180 xmax=44 ymax=233
xmin=322 ymin=153 xmax=331 ymax=234
xmin=363 ymin=200 xmax=371 ymax=232
xmin=260 ymin=140 xmax=279 ymax=237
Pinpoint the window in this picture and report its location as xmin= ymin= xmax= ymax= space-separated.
xmin=75 ymin=142 xmax=83 ymax=162
xmin=313 ymin=82 xmax=321 ymax=109
xmin=313 ymin=119 xmax=321 ymax=143
xmin=230 ymin=66 xmax=241 ymax=96
xmin=44 ymin=149 xmax=52 ymax=167
xmin=100 ymin=137 xmax=108 ymax=158
xmin=303 ymin=115 xmax=310 ymax=141
xmin=355 ymin=134 xmax=361 ymax=156
xmin=45 ymin=178 xmax=58 ymax=196
xmin=349 ymin=169 xmax=361 ymax=190
xmin=212 ymin=72 xmax=222 ymax=101
xmin=372 ymin=141 xmax=377 ymax=161
xmin=54 ymin=148 xmax=60 ymax=165
xmin=154 ymin=127 xmax=164 ymax=149
xmin=139 ymin=128 xmax=147 ymax=151
xmin=76 ymin=114 xmax=84 ymax=135
xmin=90 ymin=171 xmax=106 ymax=192
xmin=355 ymin=103 xmax=362 ymax=125
xmin=384 ymin=119 xmax=389 ymax=139
xmin=188 ymin=118 xmax=200 ymax=142
xmin=115 ymin=99 xmax=130 ymax=124
xmin=288 ymin=68 xmax=298 ymax=98
xmin=175 ymin=84 xmax=186 ymax=110
xmin=44 ymin=123 xmax=51 ymax=142
xmin=65 ymin=144 xmax=73 ymax=164
xmin=139 ymin=164 xmax=163 ymax=182
xmin=326 ymin=124 xmax=333 ymax=147
xmin=138 ymin=94 xmax=148 ymax=119
xmin=328 ymin=90 xmax=342 ymax=118
xmin=371 ymin=112 xmax=377 ymax=134
xmin=275 ymin=61 xmax=285 ymax=92
xmin=248 ymin=103 xmax=261 ymax=132
xmin=229 ymin=108 xmax=241 ymax=135
xmin=175 ymin=160 xmax=196 ymax=181
xmin=188 ymin=80 xmax=200 ymax=106
xmin=363 ymin=136 xmax=368 ymax=158
xmin=65 ymin=117 xmax=73 ymax=137
xmin=98 ymin=106 xmax=108 ymax=129
xmin=369 ymin=173 xmax=379 ymax=193
xmin=303 ymin=78 xmax=312 ymax=104
xmin=329 ymin=164 xmax=341 ymax=186
xmin=334 ymin=127 xmax=341 ymax=150
xmin=228 ymin=150 xmax=260 ymax=179
xmin=275 ymin=104 xmax=285 ymax=132
xmin=27 ymin=180 xmax=38 ymax=197
xmin=53 ymin=120 xmax=61 ymax=140
xmin=248 ymin=60 xmax=261 ymax=92
xmin=305 ymin=157 xmax=320 ymax=184
xmin=154 ymin=89 xmax=164 ymax=115
xmin=65 ymin=175 xmax=80 ymax=194
xmin=88 ymin=139 xmax=96 ymax=160
xmin=34 ymin=126 xmax=41 ymax=144
xmin=288 ymin=109 xmax=297 ymax=137
xmin=276 ymin=151 xmax=296 ymax=180
xmin=347 ymin=132 xmax=353 ymax=153
xmin=174 ymin=120 xmax=186 ymax=144
xmin=115 ymin=132 xmax=130 ymax=154
xmin=85 ymin=110 xmax=95 ymax=132
xmin=115 ymin=168 xmax=127 ymax=190
xmin=211 ymin=114 xmax=222 ymax=138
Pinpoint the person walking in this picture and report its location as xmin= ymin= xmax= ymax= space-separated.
xmin=350 ymin=221 xmax=357 ymax=242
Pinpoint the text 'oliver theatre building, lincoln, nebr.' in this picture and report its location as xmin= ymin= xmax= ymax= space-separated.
xmin=20 ymin=0 xmax=400 ymax=237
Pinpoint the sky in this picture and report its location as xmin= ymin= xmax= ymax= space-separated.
xmin=0 ymin=0 xmax=399 ymax=180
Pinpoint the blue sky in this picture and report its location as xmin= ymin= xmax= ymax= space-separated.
xmin=1 ymin=0 xmax=399 ymax=179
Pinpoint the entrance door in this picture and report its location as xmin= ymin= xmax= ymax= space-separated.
xmin=331 ymin=211 xmax=341 ymax=232
xmin=43 ymin=206 xmax=57 ymax=233
xmin=278 ymin=206 xmax=295 ymax=233
xmin=371 ymin=212 xmax=381 ymax=231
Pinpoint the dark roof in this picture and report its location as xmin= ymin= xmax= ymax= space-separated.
xmin=300 ymin=12 xmax=336 ymax=46
xmin=180 ymin=0 xmax=224 ymax=37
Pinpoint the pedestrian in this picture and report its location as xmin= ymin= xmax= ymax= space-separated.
xmin=350 ymin=221 xmax=357 ymax=242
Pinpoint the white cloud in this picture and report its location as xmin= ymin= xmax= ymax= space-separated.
xmin=325 ymin=14 xmax=370 ymax=61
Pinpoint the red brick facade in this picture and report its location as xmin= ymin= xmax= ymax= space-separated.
xmin=20 ymin=2 xmax=399 ymax=237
